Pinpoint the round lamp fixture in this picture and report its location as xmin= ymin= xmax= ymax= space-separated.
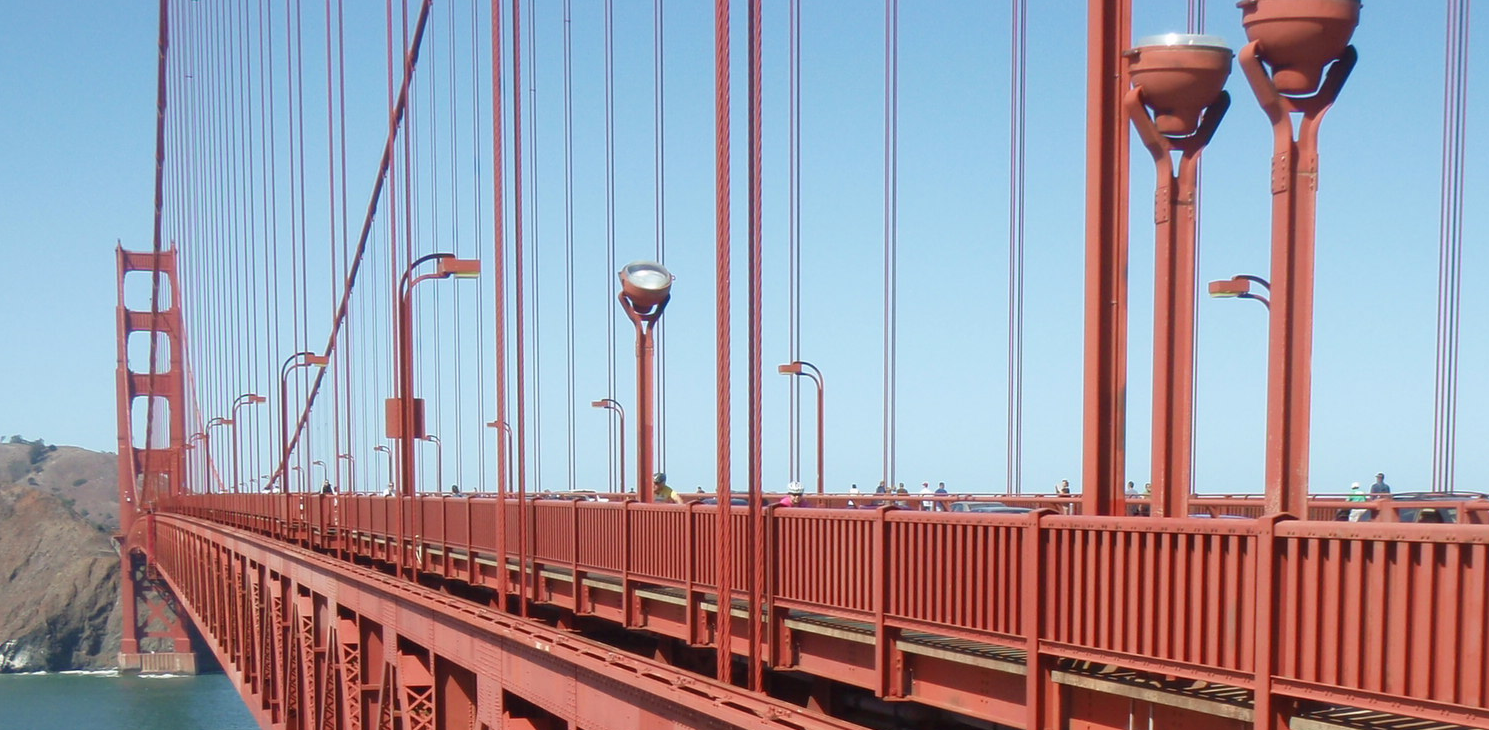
xmin=1126 ymin=34 xmax=1233 ymax=136
xmin=1239 ymin=0 xmax=1361 ymax=95
xmin=619 ymin=261 xmax=673 ymax=314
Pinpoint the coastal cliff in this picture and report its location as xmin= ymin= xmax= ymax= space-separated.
xmin=0 ymin=440 xmax=122 ymax=672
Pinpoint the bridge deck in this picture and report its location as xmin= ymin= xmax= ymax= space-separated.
xmin=159 ymin=494 xmax=1489 ymax=730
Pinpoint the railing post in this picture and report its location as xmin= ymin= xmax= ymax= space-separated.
xmin=686 ymin=500 xmax=702 ymax=645
xmin=1024 ymin=508 xmax=1057 ymax=729
xmin=871 ymin=505 xmax=902 ymax=697
xmin=622 ymin=499 xmax=636 ymax=628
xmin=571 ymin=499 xmax=585 ymax=615
xmin=1252 ymin=513 xmax=1292 ymax=730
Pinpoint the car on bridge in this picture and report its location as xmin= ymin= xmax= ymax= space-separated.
xmin=949 ymin=501 xmax=1032 ymax=515
xmin=1359 ymin=491 xmax=1487 ymax=523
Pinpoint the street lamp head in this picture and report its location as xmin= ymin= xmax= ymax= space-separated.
xmin=777 ymin=362 xmax=804 ymax=375
xmin=374 ymin=444 xmax=391 ymax=454
xmin=591 ymin=399 xmax=607 ymax=408
xmin=1239 ymin=0 xmax=1361 ymax=95
xmin=618 ymin=261 xmax=673 ymax=315
xmin=1126 ymin=34 xmax=1232 ymax=136
xmin=436 ymin=257 xmax=482 ymax=279
xmin=313 ymin=459 xmax=325 ymax=466
xmin=1208 ymin=278 xmax=1252 ymax=298
xmin=304 ymin=353 xmax=330 ymax=367
xmin=248 ymin=394 xmax=266 ymax=404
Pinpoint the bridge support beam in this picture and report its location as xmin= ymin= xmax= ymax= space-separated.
xmin=150 ymin=515 xmax=871 ymax=730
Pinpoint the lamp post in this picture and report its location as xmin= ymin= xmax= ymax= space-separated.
xmin=395 ymin=254 xmax=479 ymax=496
xmin=229 ymin=393 xmax=266 ymax=492
xmin=485 ymin=420 xmax=514 ymax=495
xmin=485 ymin=419 xmax=516 ymax=604
xmin=336 ymin=452 xmax=354 ymax=493
xmin=277 ymin=351 xmax=328 ymax=538
xmin=420 ymin=434 xmax=443 ymax=494
xmin=394 ymin=253 xmax=478 ymax=576
xmin=616 ymin=261 xmax=673 ymax=503
xmin=291 ymin=464 xmax=305 ymax=493
xmin=1124 ymin=33 xmax=1232 ymax=518
xmin=1208 ymin=275 xmax=1271 ymax=309
xmin=1238 ymin=0 xmax=1359 ymax=517
xmin=777 ymin=361 xmax=826 ymax=495
xmin=204 ymin=416 xmax=232 ymax=493
xmin=590 ymin=399 xmax=627 ymax=493
xmin=312 ymin=459 xmax=329 ymax=492
xmin=373 ymin=445 xmax=394 ymax=494
xmin=186 ymin=432 xmax=206 ymax=494
xmin=277 ymin=351 xmax=329 ymax=493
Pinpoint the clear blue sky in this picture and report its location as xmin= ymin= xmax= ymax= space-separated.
xmin=1 ymin=1 xmax=1483 ymax=497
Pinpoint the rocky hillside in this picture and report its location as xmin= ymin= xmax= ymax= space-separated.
xmin=0 ymin=439 xmax=122 ymax=672
xmin=0 ymin=439 xmax=120 ymax=530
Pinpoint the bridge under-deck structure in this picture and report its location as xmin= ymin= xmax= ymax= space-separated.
xmin=112 ymin=0 xmax=1489 ymax=728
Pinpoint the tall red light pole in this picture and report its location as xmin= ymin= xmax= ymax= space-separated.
xmin=777 ymin=361 xmax=825 ymax=495
xmin=616 ymin=261 xmax=673 ymax=504
xmin=276 ymin=351 xmax=328 ymax=539
xmin=1238 ymin=0 xmax=1359 ymax=517
xmin=277 ymin=351 xmax=329 ymax=495
xmin=485 ymin=419 xmax=515 ymax=605
xmin=229 ymin=393 xmax=265 ymax=493
xmin=204 ymin=416 xmax=232 ymax=493
xmin=373 ymin=445 xmax=394 ymax=493
xmin=394 ymin=253 xmax=480 ymax=574
xmin=590 ymin=399 xmax=627 ymax=493
xmin=420 ymin=434 xmax=443 ymax=493
xmin=336 ymin=452 xmax=354 ymax=492
xmin=186 ymin=432 xmax=207 ymax=494
xmin=1124 ymin=33 xmax=1231 ymax=518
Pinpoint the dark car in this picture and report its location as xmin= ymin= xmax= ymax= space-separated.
xmin=949 ymin=501 xmax=1032 ymax=515
xmin=1361 ymin=491 xmax=1487 ymax=523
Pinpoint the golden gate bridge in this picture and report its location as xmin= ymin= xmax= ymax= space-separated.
xmin=114 ymin=0 xmax=1488 ymax=728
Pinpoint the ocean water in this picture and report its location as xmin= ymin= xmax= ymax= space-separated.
xmin=0 ymin=672 xmax=257 ymax=730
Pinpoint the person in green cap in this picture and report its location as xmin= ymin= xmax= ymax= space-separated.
xmin=1346 ymin=482 xmax=1368 ymax=522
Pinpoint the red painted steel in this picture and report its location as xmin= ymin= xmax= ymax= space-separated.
xmin=150 ymin=513 xmax=868 ymax=730
xmin=1125 ymin=44 xmax=1231 ymax=519
xmin=1237 ymin=1 xmax=1359 ymax=517
xmin=1081 ymin=0 xmax=1132 ymax=519
xmin=166 ymin=493 xmax=1489 ymax=728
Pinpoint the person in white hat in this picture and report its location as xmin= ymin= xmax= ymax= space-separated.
xmin=780 ymin=481 xmax=805 ymax=507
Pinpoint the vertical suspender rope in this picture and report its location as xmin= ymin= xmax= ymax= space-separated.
xmin=746 ymin=0 xmax=765 ymax=693
xmin=712 ymin=0 xmax=733 ymax=687
xmin=1006 ymin=0 xmax=1026 ymax=495
xmin=788 ymin=0 xmax=801 ymax=488
xmin=449 ymin=0 xmax=464 ymax=492
xmin=511 ymin=0 xmax=530 ymax=615
xmin=564 ymin=0 xmax=577 ymax=491
xmin=1432 ymin=0 xmax=1471 ymax=493
xmin=490 ymin=0 xmax=510 ymax=594
xmin=882 ymin=0 xmax=899 ymax=492
xmin=1186 ymin=0 xmax=1204 ymax=494
xmin=655 ymin=0 xmax=668 ymax=472
xmin=322 ymin=0 xmax=342 ymax=491
xmin=471 ymin=0 xmax=487 ymax=494
xmin=527 ymin=0 xmax=543 ymax=493
xmin=604 ymin=0 xmax=618 ymax=492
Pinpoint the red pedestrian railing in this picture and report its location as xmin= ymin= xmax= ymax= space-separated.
xmin=163 ymin=492 xmax=1489 ymax=728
